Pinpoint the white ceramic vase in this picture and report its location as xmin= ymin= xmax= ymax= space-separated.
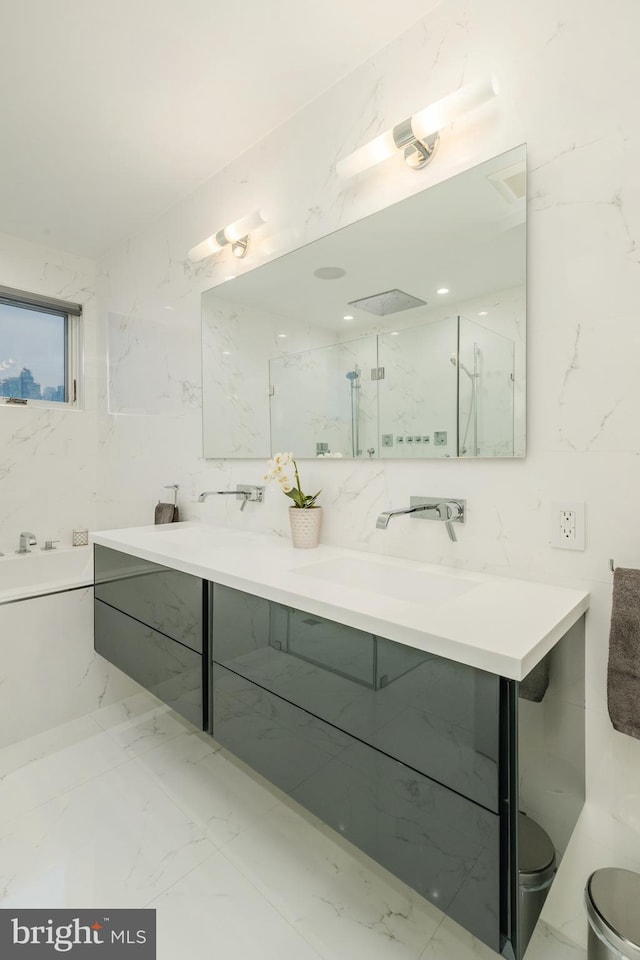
xmin=289 ymin=506 xmax=322 ymax=548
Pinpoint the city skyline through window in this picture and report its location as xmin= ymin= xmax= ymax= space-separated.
xmin=0 ymin=302 xmax=67 ymax=402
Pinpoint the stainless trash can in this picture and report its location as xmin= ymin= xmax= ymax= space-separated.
xmin=585 ymin=868 xmax=640 ymax=960
xmin=519 ymin=812 xmax=556 ymax=951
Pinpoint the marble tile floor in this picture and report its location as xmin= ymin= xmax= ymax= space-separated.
xmin=0 ymin=691 xmax=586 ymax=960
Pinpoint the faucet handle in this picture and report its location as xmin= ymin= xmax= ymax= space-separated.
xmin=437 ymin=500 xmax=464 ymax=522
xmin=439 ymin=500 xmax=465 ymax=542
xmin=43 ymin=540 xmax=60 ymax=551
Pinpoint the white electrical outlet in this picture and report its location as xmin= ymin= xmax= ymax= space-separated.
xmin=551 ymin=501 xmax=586 ymax=550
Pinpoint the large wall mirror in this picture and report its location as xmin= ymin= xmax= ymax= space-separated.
xmin=202 ymin=144 xmax=526 ymax=460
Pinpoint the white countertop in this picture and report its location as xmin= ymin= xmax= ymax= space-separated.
xmin=91 ymin=522 xmax=589 ymax=680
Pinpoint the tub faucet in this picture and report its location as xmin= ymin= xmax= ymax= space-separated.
xmin=17 ymin=531 xmax=37 ymax=554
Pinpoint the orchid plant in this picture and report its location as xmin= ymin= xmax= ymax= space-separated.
xmin=263 ymin=452 xmax=321 ymax=509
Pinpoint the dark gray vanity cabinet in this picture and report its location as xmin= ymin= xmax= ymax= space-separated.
xmin=92 ymin=550 xmax=582 ymax=960
xmin=210 ymin=583 xmax=517 ymax=958
xmin=94 ymin=545 xmax=207 ymax=728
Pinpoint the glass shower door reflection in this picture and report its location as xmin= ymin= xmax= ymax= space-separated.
xmin=458 ymin=317 xmax=515 ymax=458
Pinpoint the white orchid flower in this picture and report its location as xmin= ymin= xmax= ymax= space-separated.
xmin=272 ymin=452 xmax=292 ymax=467
xmin=263 ymin=451 xmax=321 ymax=509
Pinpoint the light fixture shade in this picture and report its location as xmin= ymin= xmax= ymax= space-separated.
xmin=336 ymin=75 xmax=499 ymax=179
xmin=224 ymin=209 xmax=267 ymax=243
xmin=411 ymin=75 xmax=499 ymax=141
xmin=188 ymin=209 xmax=268 ymax=262
xmin=188 ymin=235 xmax=225 ymax=262
xmin=336 ymin=129 xmax=397 ymax=179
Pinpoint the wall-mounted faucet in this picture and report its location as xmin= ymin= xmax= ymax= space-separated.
xmin=198 ymin=484 xmax=265 ymax=512
xmin=16 ymin=531 xmax=37 ymax=554
xmin=376 ymin=497 xmax=465 ymax=542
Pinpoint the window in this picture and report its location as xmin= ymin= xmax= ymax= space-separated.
xmin=0 ymin=286 xmax=82 ymax=407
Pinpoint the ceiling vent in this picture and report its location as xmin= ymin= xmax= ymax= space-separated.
xmin=488 ymin=161 xmax=526 ymax=203
xmin=348 ymin=289 xmax=427 ymax=317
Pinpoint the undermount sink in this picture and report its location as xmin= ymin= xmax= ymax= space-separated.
xmin=294 ymin=556 xmax=478 ymax=605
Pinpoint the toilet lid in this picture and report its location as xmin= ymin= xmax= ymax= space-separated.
xmin=518 ymin=812 xmax=555 ymax=876
xmin=587 ymin=868 xmax=640 ymax=948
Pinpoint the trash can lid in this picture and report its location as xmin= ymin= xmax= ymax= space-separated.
xmin=519 ymin=812 xmax=555 ymax=876
xmin=587 ymin=868 xmax=640 ymax=949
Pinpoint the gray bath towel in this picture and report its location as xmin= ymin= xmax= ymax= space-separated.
xmin=519 ymin=651 xmax=551 ymax=702
xmin=154 ymin=502 xmax=179 ymax=524
xmin=607 ymin=567 xmax=640 ymax=739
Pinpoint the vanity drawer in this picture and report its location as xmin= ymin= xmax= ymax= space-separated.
xmin=95 ymin=599 xmax=204 ymax=727
xmin=94 ymin=545 xmax=203 ymax=652
xmin=211 ymin=583 xmax=500 ymax=811
xmin=213 ymin=663 xmax=501 ymax=952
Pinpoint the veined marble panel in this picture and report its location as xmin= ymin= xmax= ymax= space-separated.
xmin=0 ymin=588 xmax=138 ymax=750
xmin=107 ymin=310 xmax=201 ymax=417
xmin=0 ymin=758 xmax=214 ymax=908
xmin=223 ymin=800 xmax=444 ymax=960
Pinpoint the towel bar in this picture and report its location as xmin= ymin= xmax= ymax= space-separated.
xmin=163 ymin=483 xmax=179 ymax=507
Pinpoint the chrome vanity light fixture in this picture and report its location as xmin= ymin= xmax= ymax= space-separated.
xmin=188 ymin=209 xmax=267 ymax=262
xmin=336 ymin=76 xmax=499 ymax=178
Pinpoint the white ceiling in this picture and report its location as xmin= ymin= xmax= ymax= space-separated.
xmin=0 ymin=0 xmax=440 ymax=260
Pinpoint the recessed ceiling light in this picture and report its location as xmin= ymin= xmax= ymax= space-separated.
xmin=343 ymin=315 xmax=354 ymax=321
xmin=314 ymin=267 xmax=346 ymax=280
xmin=436 ymin=287 xmax=449 ymax=295
xmin=277 ymin=334 xmax=288 ymax=339
xmin=390 ymin=331 xmax=400 ymax=336
xmin=164 ymin=305 xmax=174 ymax=311
xmin=222 ymin=350 xmax=231 ymax=356
xmin=478 ymin=310 xmax=488 ymax=316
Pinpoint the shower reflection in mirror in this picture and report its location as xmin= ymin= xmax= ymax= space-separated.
xmin=450 ymin=349 xmax=480 ymax=457
xmin=268 ymin=315 xmax=516 ymax=459
xmin=345 ymin=368 xmax=361 ymax=458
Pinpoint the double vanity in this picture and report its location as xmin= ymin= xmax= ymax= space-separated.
xmin=92 ymin=522 xmax=588 ymax=960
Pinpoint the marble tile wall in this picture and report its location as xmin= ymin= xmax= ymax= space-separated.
xmin=0 ymin=588 xmax=138 ymax=748
xmin=0 ymin=232 xmax=98 ymax=552
xmin=95 ymin=0 xmax=640 ymax=862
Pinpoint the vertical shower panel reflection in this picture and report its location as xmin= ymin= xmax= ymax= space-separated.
xmin=458 ymin=316 xmax=515 ymax=458
xmin=346 ymin=368 xmax=361 ymax=457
